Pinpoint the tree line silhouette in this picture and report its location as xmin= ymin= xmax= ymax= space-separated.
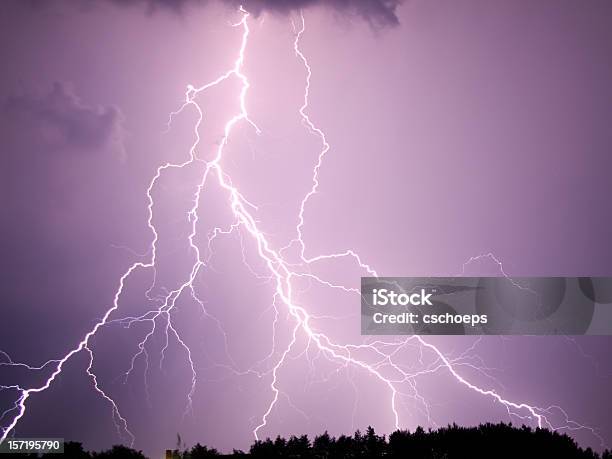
xmin=13 ymin=422 xmax=611 ymax=458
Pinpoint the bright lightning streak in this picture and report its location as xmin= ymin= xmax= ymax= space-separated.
xmin=287 ymin=11 xmax=331 ymax=261
xmin=0 ymin=5 xmax=603 ymax=454
xmin=85 ymin=346 xmax=134 ymax=445
xmin=250 ymin=9 xmax=602 ymax=444
xmin=461 ymin=252 xmax=542 ymax=302
xmin=0 ymin=263 xmax=146 ymax=444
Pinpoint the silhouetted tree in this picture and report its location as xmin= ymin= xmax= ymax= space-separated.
xmin=286 ymin=434 xmax=311 ymax=457
xmin=40 ymin=441 xmax=91 ymax=458
xmin=364 ymin=426 xmax=386 ymax=457
xmin=93 ymin=444 xmax=146 ymax=458
xmin=249 ymin=438 xmax=277 ymax=457
xmin=36 ymin=422 xmax=609 ymax=458
xmin=332 ymin=434 xmax=354 ymax=458
xmin=273 ymin=435 xmax=287 ymax=453
xmin=183 ymin=442 xmax=220 ymax=458
xmin=313 ymin=431 xmax=332 ymax=458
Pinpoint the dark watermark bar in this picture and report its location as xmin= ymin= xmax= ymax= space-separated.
xmin=0 ymin=438 xmax=64 ymax=454
xmin=361 ymin=277 xmax=612 ymax=335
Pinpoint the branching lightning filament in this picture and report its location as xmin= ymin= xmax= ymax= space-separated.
xmin=0 ymin=6 xmax=604 ymax=453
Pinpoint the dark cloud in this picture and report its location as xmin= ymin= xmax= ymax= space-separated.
xmin=242 ymin=0 xmax=403 ymax=25
xmin=14 ymin=0 xmax=403 ymax=27
xmin=109 ymin=0 xmax=403 ymax=26
xmin=2 ymin=82 xmax=124 ymax=153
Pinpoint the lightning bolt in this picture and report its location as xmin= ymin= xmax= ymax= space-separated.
xmin=0 ymin=5 xmax=604 ymax=454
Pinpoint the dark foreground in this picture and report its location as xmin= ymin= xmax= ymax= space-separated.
xmin=5 ymin=423 xmax=611 ymax=458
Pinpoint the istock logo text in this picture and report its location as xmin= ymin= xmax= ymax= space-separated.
xmin=372 ymin=288 xmax=433 ymax=307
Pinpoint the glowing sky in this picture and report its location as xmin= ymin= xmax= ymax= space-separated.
xmin=1 ymin=1 xmax=612 ymax=457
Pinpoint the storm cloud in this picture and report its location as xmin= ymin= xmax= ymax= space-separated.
xmin=106 ymin=0 xmax=403 ymax=26
xmin=234 ymin=0 xmax=403 ymax=25
xmin=2 ymin=82 xmax=124 ymax=154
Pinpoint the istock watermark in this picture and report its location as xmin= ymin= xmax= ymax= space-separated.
xmin=361 ymin=277 xmax=612 ymax=335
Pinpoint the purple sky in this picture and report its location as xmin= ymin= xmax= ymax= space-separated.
xmin=1 ymin=0 xmax=612 ymax=457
